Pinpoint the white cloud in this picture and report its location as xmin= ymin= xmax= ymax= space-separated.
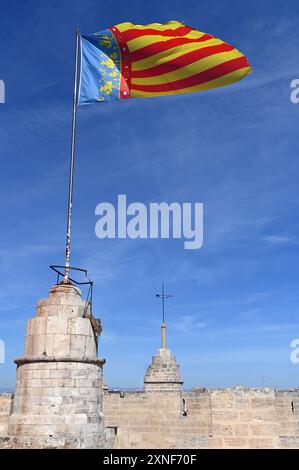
xmin=172 ymin=315 xmax=207 ymax=333
xmin=262 ymin=235 xmax=292 ymax=244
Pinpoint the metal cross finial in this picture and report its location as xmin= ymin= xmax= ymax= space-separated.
xmin=156 ymin=282 xmax=172 ymax=324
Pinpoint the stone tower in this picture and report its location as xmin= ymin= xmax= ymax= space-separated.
xmin=144 ymin=321 xmax=183 ymax=392
xmin=9 ymin=283 xmax=106 ymax=448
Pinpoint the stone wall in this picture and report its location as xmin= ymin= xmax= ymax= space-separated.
xmin=0 ymin=393 xmax=13 ymax=448
xmin=1 ymin=306 xmax=298 ymax=450
xmin=208 ymin=388 xmax=279 ymax=448
xmin=103 ymin=389 xmax=211 ymax=448
xmin=275 ymin=390 xmax=299 ymax=448
xmin=1 ymin=387 xmax=299 ymax=449
xmin=103 ymin=387 xmax=299 ymax=449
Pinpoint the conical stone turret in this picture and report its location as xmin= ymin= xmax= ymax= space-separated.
xmin=9 ymin=283 xmax=106 ymax=449
xmin=144 ymin=322 xmax=183 ymax=392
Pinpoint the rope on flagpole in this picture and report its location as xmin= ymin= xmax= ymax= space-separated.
xmin=64 ymin=29 xmax=80 ymax=283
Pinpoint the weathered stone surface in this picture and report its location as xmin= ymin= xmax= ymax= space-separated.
xmin=0 ymin=394 xmax=13 ymax=445
xmin=3 ymin=384 xmax=299 ymax=449
xmin=2 ymin=284 xmax=299 ymax=450
xmin=103 ymin=385 xmax=299 ymax=449
xmin=144 ymin=348 xmax=183 ymax=392
xmin=6 ymin=283 xmax=111 ymax=449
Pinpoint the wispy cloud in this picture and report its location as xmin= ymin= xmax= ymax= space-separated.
xmin=172 ymin=315 xmax=207 ymax=333
xmin=237 ymin=307 xmax=263 ymax=322
xmin=258 ymin=323 xmax=299 ymax=332
xmin=245 ymin=292 xmax=269 ymax=303
xmin=262 ymin=235 xmax=293 ymax=245
xmin=182 ymin=346 xmax=290 ymax=365
xmin=101 ymin=330 xmax=118 ymax=343
xmin=0 ymin=319 xmax=25 ymax=331
xmin=0 ymin=244 xmax=56 ymax=269
xmin=1 ymin=1 xmax=299 ymax=389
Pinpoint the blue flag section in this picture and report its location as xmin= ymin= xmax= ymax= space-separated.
xmin=78 ymin=30 xmax=123 ymax=104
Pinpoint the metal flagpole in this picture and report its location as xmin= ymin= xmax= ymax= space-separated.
xmin=64 ymin=29 xmax=80 ymax=283
xmin=162 ymin=282 xmax=165 ymax=323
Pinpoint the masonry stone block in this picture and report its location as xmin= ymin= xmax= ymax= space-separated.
xmin=8 ymin=283 xmax=108 ymax=449
xmin=70 ymin=335 xmax=86 ymax=357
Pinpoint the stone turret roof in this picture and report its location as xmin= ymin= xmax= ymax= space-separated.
xmin=144 ymin=348 xmax=183 ymax=391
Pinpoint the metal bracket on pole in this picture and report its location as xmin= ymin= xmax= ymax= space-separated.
xmin=50 ymin=264 xmax=93 ymax=316
xmin=50 ymin=265 xmax=101 ymax=353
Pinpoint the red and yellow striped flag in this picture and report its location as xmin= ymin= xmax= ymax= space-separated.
xmin=79 ymin=21 xmax=251 ymax=103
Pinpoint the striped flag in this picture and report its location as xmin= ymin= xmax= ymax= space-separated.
xmin=78 ymin=21 xmax=251 ymax=104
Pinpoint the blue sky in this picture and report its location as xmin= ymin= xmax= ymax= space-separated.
xmin=1 ymin=0 xmax=299 ymax=390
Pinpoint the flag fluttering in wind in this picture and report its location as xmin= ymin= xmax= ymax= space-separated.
xmin=78 ymin=21 xmax=251 ymax=104
xmin=62 ymin=21 xmax=251 ymax=281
